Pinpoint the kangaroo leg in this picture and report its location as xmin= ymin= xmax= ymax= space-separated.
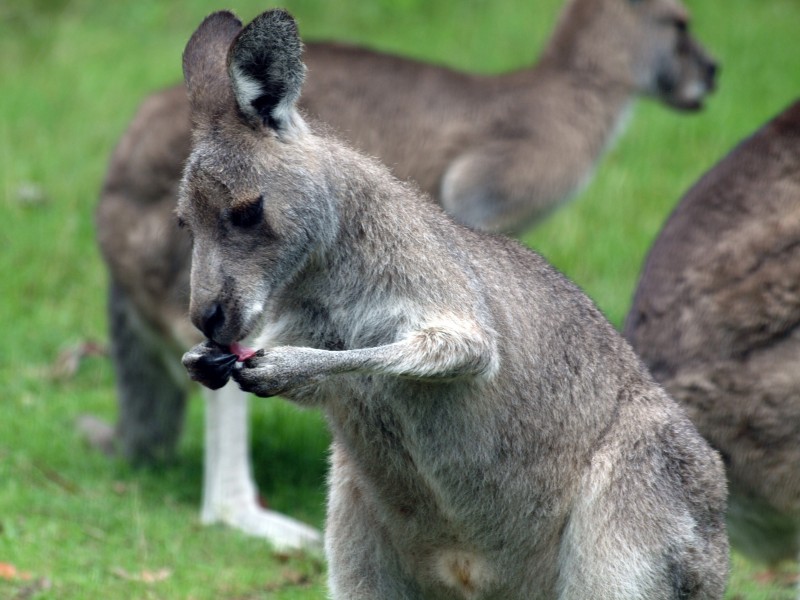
xmin=326 ymin=443 xmax=422 ymax=600
xmin=201 ymin=382 xmax=322 ymax=549
xmin=79 ymin=281 xmax=187 ymax=464
xmin=557 ymin=446 xmax=727 ymax=600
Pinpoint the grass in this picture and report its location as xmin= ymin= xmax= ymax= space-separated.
xmin=1 ymin=0 xmax=799 ymax=598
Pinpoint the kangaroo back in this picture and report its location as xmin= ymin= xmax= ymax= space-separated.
xmin=625 ymin=100 xmax=800 ymax=565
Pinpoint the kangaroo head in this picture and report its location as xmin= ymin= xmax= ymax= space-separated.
xmin=627 ymin=0 xmax=717 ymax=110
xmin=609 ymin=0 xmax=717 ymax=110
xmin=553 ymin=0 xmax=718 ymax=110
xmin=178 ymin=10 xmax=333 ymax=345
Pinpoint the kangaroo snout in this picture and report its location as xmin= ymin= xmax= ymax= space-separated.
xmin=704 ymin=57 xmax=719 ymax=91
xmin=706 ymin=59 xmax=719 ymax=82
xmin=688 ymin=36 xmax=720 ymax=99
xmin=691 ymin=36 xmax=719 ymax=91
xmin=190 ymin=293 xmax=254 ymax=345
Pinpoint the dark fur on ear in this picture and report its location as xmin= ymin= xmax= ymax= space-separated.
xmin=183 ymin=11 xmax=243 ymax=117
xmin=228 ymin=9 xmax=306 ymax=131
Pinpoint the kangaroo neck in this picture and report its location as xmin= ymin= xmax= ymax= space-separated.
xmin=303 ymin=140 xmax=464 ymax=332
xmin=509 ymin=47 xmax=634 ymax=113
xmin=499 ymin=0 xmax=637 ymax=129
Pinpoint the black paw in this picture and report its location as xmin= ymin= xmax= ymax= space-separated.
xmin=182 ymin=341 xmax=237 ymax=390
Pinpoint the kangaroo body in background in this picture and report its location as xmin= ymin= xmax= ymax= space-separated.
xmin=179 ymin=10 xmax=728 ymax=598
xmin=92 ymin=0 xmax=717 ymax=544
xmin=302 ymin=0 xmax=717 ymax=233
xmin=625 ymin=101 xmax=800 ymax=568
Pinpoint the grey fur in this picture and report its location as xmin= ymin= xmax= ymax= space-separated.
xmin=625 ymin=100 xmax=800 ymax=567
xmin=180 ymin=10 xmax=728 ymax=598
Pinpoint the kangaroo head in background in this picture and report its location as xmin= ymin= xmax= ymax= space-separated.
xmin=551 ymin=0 xmax=718 ymax=110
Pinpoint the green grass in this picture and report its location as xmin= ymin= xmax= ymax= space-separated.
xmin=1 ymin=0 xmax=799 ymax=598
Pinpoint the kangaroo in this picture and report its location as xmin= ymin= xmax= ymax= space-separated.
xmin=179 ymin=9 xmax=728 ymax=598
xmin=625 ymin=101 xmax=800 ymax=568
xmin=91 ymin=0 xmax=717 ymax=545
xmin=301 ymin=0 xmax=717 ymax=233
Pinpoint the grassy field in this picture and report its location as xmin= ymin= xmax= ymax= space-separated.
xmin=1 ymin=0 xmax=799 ymax=598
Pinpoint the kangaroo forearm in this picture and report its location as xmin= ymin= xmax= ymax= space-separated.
xmin=182 ymin=320 xmax=496 ymax=398
xmin=361 ymin=327 xmax=497 ymax=380
xmin=230 ymin=323 xmax=497 ymax=398
xmin=325 ymin=316 xmax=498 ymax=380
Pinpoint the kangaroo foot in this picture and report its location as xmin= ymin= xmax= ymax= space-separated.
xmin=202 ymin=500 xmax=322 ymax=550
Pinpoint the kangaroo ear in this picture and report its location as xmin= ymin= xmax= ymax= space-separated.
xmin=228 ymin=9 xmax=306 ymax=131
xmin=183 ymin=11 xmax=243 ymax=116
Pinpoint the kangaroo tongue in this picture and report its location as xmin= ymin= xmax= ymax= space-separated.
xmin=230 ymin=342 xmax=257 ymax=361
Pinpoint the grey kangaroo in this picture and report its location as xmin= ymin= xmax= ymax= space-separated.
xmin=625 ymin=101 xmax=800 ymax=569
xmin=179 ymin=9 xmax=728 ymax=598
xmin=91 ymin=0 xmax=717 ymax=546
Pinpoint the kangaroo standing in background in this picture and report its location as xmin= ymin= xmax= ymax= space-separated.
xmin=302 ymin=0 xmax=717 ymax=233
xmin=625 ymin=101 xmax=800 ymax=569
xmin=90 ymin=0 xmax=717 ymax=545
xmin=179 ymin=9 xmax=728 ymax=598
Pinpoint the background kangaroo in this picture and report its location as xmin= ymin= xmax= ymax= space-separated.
xmin=625 ymin=101 xmax=800 ymax=569
xmin=91 ymin=0 xmax=717 ymax=544
xmin=179 ymin=9 xmax=728 ymax=598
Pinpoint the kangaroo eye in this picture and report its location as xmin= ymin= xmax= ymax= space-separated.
xmin=673 ymin=17 xmax=688 ymax=33
xmin=230 ymin=196 xmax=264 ymax=228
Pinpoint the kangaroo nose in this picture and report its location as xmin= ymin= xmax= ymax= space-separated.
xmin=198 ymin=303 xmax=225 ymax=340
xmin=706 ymin=60 xmax=719 ymax=83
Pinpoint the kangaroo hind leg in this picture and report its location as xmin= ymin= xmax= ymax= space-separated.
xmin=81 ymin=280 xmax=188 ymax=464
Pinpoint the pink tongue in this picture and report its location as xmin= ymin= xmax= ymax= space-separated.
xmin=230 ymin=342 xmax=257 ymax=361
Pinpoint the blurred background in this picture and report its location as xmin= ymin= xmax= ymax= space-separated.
xmin=1 ymin=0 xmax=799 ymax=597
